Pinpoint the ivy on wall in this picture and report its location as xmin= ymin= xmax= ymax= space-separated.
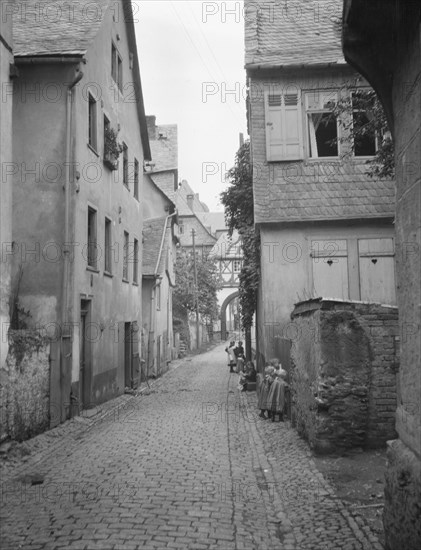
xmin=220 ymin=141 xmax=260 ymax=330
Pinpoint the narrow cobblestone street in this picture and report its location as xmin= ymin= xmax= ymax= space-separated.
xmin=0 ymin=344 xmax=383 ymax=550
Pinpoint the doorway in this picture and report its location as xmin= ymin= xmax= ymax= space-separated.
xmin=79 ymin=300 xmax=92 ymax=409
xmin=124 ymin=322 xmax=132 ymax=389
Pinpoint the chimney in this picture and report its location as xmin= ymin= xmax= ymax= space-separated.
xmin=186 ymin=194 xmax=194 ymax=211
xmin=146 ymin=115 xmax=156 ymax=140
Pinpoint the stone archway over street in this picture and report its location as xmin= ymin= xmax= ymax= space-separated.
xmin=220 ymin=291 xmax=239 ymax=341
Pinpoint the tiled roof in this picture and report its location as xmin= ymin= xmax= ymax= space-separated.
xmin=13 ymin=0 xmax=151 ymax=162
xmin=142 ymin=217 xmax=168 ymax=277
xmin=245 ymin=0 xmax=345 ymax=68
xmin=13 ymin=0 xmax=109 ymax=57
xmin=176 ymin=181 xmax=209 ymax=213
xmin=176 ymin=193 xmax=195 ymax=216
xmin=149 ymin=172 xmax=177 ymax=203
xmin=195 ymin=212 xmax=227 ymax=234
xmin=253 ymin=163 xmax=396 ymax=223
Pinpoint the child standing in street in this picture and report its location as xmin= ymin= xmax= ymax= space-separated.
xmin=257 ymin=365 xmax=275 ymax=418
xmin=225 ymin=341 xmax=236 ymax=373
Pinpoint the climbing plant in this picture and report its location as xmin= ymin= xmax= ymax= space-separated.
xmin=220 ymin=141 xmax=260 ymax=330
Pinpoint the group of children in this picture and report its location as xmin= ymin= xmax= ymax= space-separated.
xmin=225 ymin=343 xmax=289 ymax=422
xmin=225 ymin=340 xmax=257 ymax=391
xmin=256 ymin=358 xmax=289 ymax=422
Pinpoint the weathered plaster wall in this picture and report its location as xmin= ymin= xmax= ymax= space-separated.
xmin=69 ymin=1 xmax=145 ymax=405
xmin=384 ymin=18 xmax=421 ymax=550
xmin=11 ymin=0 xmax=147 ymax=411
xmin=258 ymin=222 xmax=396 ymax=362
xmin=0 ymin=14 xmax=13 ymax=369
xmin=0 ymin=330 xmax=50 ymax=441
xmin=12 ymin=63 xmax=72 ymax=326
xmin=290 ymin=300 xmax=398 ymax=454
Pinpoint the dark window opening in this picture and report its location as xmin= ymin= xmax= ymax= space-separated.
xmin=308 ymin=113 xmax=338 ymax=157
xmin=88 ymin=94 xmax=97 ymax=150
xmin=353 ymin=111 xmax=376 ymax=156
xmin=122 ymin=143 xmax=128 ymax=187
xmin=123 ymin=231 xmax=129 ymax=280
xmin=105 ymin=218 xmax=112 ymax=273
xmin=111 ymin=42 xmax=123 ymax=91
xmin=87 ymin=207 xmax=97 ymax=269
xmin=134 ymin=158 xmax=139 ymax=199
xmin=133 ymin=238 xmax=139 ymax=283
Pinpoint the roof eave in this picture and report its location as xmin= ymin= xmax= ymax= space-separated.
xmin=245 ymin=60 xmax=348 ymax=72
xmin=125 ymin=3 xmax=151 ymax=162
xmin=15 ymin=53 xmax=85 ymax=64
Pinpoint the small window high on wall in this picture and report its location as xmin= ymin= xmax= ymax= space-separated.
xmin=306 ymin=91 xmax=339 ymax=158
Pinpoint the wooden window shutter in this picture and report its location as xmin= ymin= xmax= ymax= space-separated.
xmin=265 ymin=90 xmax=303 ymax=161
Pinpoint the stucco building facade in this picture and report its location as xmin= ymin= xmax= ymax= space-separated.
xmin=0 ymin=4 xmax=14 ymax=368
xmin=245 ymin=0 xmax=396 ymax=368
xmin=10 ymin=0 xmax=150 ymax=421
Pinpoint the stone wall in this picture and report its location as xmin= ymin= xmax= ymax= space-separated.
xmin=0 ymin=330 xmax=50 ymax=441
xmin=342 ymin=4 xmax=421 ymax=547
xmin=290 ymin=299 xmax=399 ymax=454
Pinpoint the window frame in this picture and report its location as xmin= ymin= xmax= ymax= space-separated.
xmin=104 ymin=217 xmax=112 ymax=275
xmin=305 ymin=90 xmax=340 ymax=159
xmin=122 ymin=142 xmax=129 ymax=188
xmin=351 ymin=90 xmax=378 ymax=158
xmin=156 ymin=283 xmax=161 ymax=311
xmin=111 ymin=41 xmax=123 ymax=92
xmin=233 ymin=260 xmax=242 ymax=273
xmin=123 ymin=230 xmax=129 ymax=281
xmin=87 ymin=207 xmax=98 ymax=270
xmin=133 ymin=158 xmax=139 ymax=200
xmin=88 ymin=93 xmax=97 ymax=152
xmin=133 ymin=237 xmax=139 ymax=284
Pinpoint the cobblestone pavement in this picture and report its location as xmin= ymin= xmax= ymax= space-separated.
xmin=0 ymin=344 xmax=383 ymax=549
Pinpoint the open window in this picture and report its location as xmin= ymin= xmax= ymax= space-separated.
xmin=123 ymin=231 xmax=129 ymax=281
xmin=87 ymin=207 xmax=98 ymax=269
xmin=133 ymin=158 xmax=139 ymax=200
xmin=104 ymin=217 xmax=112 ymax=274
xmin=111 ymin=42 xmax=123 ymax=91
xmin=133 ymin=238 xmax=139 ymax=284
xmin=122 ymin=143 xmax=129 ymax=188
xmin=264 ymin=88 xmax=303 ymax=161
xmin=306 ymin=91 xmax=339 ymax=158
xmin=88 ymin=93 xmax=97 ymax=151
xmin=352 ymin=91 xmax=377 ymax=156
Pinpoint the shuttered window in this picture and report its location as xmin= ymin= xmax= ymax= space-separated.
xmin=265 ymin=89 xmax=303 ymax=161
xmin=358 ymin=238 xmax=396 ymax=305
xmin=311 ymin=240 xmax=349 ymax=300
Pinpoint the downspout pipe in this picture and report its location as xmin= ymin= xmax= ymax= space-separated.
xmin=62 ymin=67 xmax=83 ymax=414
xmin=150 ymin=212 xmax=177 ymax=375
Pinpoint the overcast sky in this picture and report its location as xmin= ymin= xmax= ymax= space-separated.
xmin=135 ymin=1 xmax=248 ymax=211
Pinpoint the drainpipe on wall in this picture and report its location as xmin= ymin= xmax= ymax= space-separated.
xmin=149 ymin=213 xmax=177 ymax=376
xmin=62 ymin=67 xmax=83 ymax=414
